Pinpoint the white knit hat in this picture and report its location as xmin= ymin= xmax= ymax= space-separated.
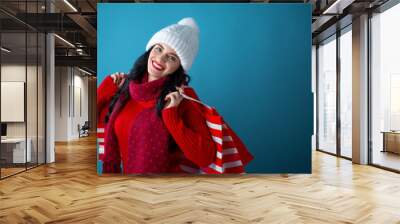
xmin=146 ymin=17 xmax=200 ymax=72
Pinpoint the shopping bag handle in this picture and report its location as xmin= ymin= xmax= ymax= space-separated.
xmin=178 ymin=86 xmax=212 ymax=110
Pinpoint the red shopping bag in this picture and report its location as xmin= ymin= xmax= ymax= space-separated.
xmin=178 ymin=87 xmax=248 ymax=174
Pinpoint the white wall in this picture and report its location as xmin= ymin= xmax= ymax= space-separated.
xmin=55 ymin=66 xmax=89 ymax=141
xmin=55 ymin=66 xmax=69 ymax=141
xmin=71 ymin=70 xmax=89 ymax=139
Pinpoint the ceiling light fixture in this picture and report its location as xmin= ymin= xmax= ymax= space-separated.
xmin=78 ymin=67 xmax=93 ymax=76
xmin=54 ymin=34 xmax=75 ymax=48
xmin=322 ymin=0 xmax=354 ymax=15
xmin=63 ymin=0 xmax=78 ymax=12
xmin=1 ymin=47 xmax=11 ymax=53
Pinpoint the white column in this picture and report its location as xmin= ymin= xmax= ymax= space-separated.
xmin=352 ymin=14 xmax=369 ymax=164
xmin=46 ymin=1 xmax=55 ymax=163
xmin=46 ymin=33 xmax=55 ymax=163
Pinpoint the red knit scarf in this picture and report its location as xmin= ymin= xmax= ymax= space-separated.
xmin=104 ymin=73 xmax=171 ymax=174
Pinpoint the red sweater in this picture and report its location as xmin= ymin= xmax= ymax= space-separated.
xmin=97 ymin=75 xmax=253 ymax=173
xmin=98 ymin=76 xmax=216 ymax=172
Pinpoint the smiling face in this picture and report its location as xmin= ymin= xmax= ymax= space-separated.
xmin=147 ymin=43 xmax=181 ymax=82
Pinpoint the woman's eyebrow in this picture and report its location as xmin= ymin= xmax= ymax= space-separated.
xmin=169 ymin=53 xmax=179 ymax=58
xmin=158 ymin=44 xmax=178 ymax=58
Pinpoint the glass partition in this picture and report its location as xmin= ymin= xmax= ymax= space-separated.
xmin=371 ymin=3 xmax=400 ymax=171
xmin=339 ymin=27 xmax=352 ymax=158
xmin=1 ymin=30 xmax=28 ymax=177
xmin=317 ymin=35 xmax=337 ymax=155
xmin=0 ymin=1 xmax=46 ymax=179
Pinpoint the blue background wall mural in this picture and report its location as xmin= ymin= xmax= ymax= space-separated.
xmin=97 ymin=3 xmax=312 ymax=174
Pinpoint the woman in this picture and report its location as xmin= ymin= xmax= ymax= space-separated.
xmin=97 ymin=18 xmax=253 ymax=174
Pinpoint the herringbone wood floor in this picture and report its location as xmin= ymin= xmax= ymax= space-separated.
xmin=0 ymin=135 xmax=400 ymax=224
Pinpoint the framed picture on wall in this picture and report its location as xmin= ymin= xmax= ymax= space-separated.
xmin=1 ymin=81 xmax=25 ymax=122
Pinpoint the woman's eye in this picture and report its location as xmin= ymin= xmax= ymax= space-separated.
xmin=168 ymin=55 xmax=177 ymax=62
xmin=155 ymin=46 xmax=162 ymax=52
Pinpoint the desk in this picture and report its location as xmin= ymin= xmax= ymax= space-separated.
xmin=1 ymin=138 xmax=31 ymax=163
xmin=381 ymin=131 xmax=400 ymax=154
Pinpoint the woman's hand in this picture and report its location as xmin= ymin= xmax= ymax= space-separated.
xmin=164 ymin=86 xmax=184 ymax=109
xmin=110 ymin=72 xmax=126 ymax=88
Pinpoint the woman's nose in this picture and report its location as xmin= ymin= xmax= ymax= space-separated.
xmin=157 ymin=54 xmax=168 ymax=63
xmin=161 ymin=55 xmax=168 ymax=63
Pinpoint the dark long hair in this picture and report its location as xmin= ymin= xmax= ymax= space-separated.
xmin=104 ymin=46 xmax=191 ymax=123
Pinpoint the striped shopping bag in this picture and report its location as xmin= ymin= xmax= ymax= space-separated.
xmin=97 ymin=126 xmax=105 ymax=162
xmin=178 ymin=87 xmax=246 ymax=174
